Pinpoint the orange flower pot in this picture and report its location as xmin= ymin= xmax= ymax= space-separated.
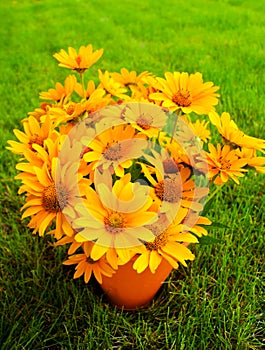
xmin=100 ymin=257 xmax=173 ymax=310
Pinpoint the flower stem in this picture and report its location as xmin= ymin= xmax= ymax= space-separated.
xmin=80 ymin=72 xmax=85 ymax=98
xmin=205 ymin=183 xmax=224 ymax=204
xmin=170 ymin=110 xmax=182 ymax=143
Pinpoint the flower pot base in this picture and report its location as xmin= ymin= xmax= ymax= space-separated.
xmin=100 ymin=257 xmax=173 ymax=310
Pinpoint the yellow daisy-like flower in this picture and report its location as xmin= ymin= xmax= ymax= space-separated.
xmin=183 ymin=115 xmax=211 ymax=143
xmin=139 ymin=75 xmax=164 ymax=104
xmin=110 ymin=68 xmax=150 ymax=98
xmin=39 ymin=75 xmax=77 ymax=104
xmin=35 ymin=106 xmax=67 ymax=127
xmin=73 ymin=174 xmax=156 ymax=263
xmin=140 ymin=149 xmax=209 ymax=215
xmin=63 ymin=242 xmax=115 ymax=284
xmin=63 ymin=102 xmax=86 ymax=123
xmin=110 ymin=68 xmax=150 ymax=87
xmin=133 ymin=208 xmax=199 ymax=274
xmin=159 ymin=121 xmax=210 ymax=175
xmin=48 ymin=100 xmax=95 ymax=127
xmin=83 ymin=122 xmax=148 ymax=177
xmin=19 ymin=155 xmax=84 ymax=238
xmin=56 ymin=234 xmax=133 ymax=271
xmin=83 ymin=88 xmax=111 ymax=114
xmin=184 ymin=214 xmax=212 ymax=237
xmin=6 ymin=115 xmax=58 ymax=155
xmin=236 ymin=148 xmax=265 ymax=174
xmin=149 ymin=72 xmax=219 ymax=114
xmin=206 ymin=143 xmax=248 ymax=185
xmin=54 ymin=234 xmax=83 ymax=255
xmin=209 ymin=111 xmax=265 ymax=153
xmin=27 ymin=102 xmax=52 ymax=122
xmin=74 ymin=79 xmax=98 ymax=99
xmin=123 ymin=102 xmax=168 ymax=138
xmin=15 ymin=137 xmax=61 ymax=192
xmin=158 ymin=132 xmax=191 ymax=166
xmin=98 ymin=69 xmax=129 ymax=100
xmin=17 ymin=133 xmax=91 ymax=238
xmin=53 ymin=44 xmax=104 ymax=73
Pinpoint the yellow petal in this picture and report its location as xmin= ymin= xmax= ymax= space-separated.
xmin=149 ymin=251 xmax=162 ymax=273
xmin=133 ymin=252 xmax=149 ymax=273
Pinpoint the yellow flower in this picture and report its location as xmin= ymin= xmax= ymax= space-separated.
xmin=183 ymin=115 xmax=211 ymax=143
xmin=158 ymin=115 xmax=211 ymax=174
xmin=236 ymin=148 xmax=265 ymax=174
xmin=133 ymin=209 xmax=199 ymax=274
xmin=39 ymin=75 xmax=77 ymax=104
xmin=139 ymin=75 xmax=164 ymax=104
xmin=110 ymin=68 xmax=150 ymax=98
xmin=17 ymin=136 xmax=87 ymax=238
xmin=206 ymin=143 xmax=248 ymax=185
xmin=247 ymin=157 xmax=265 ymax=174
xmin=15 ymin=137 xmax=61 ymax=190
xmin=28 ymin=102 xmax=52 ymax=122
xmin=149 ymin=72 xmax=219 ymax=114
xmin=157 ymin=132 xmax=191 ymax=166
xmin=82 ymin=88 xmax=111 ymax=114
xmin=63 ymin=242 xmax=115 ymax=284
xmin=62 ymin=102 xmax=87 ymax=123
xmin=53 ymin=44 xmax=103 ymax=73
xmin=7 ymin=115 xmax=58 ymax=155
xmin=209 ymin=111 xmax=265 ymax=153
xmin=73 ymin=174 xmax=156 ymax=263
xmin=54 ymin=234 xmax=83 ymax=255
xmin=110 ymin=68 xmax=150 ymax=87
xmin=83 ymin=122 xmax=148 ymax=177
xmin=98 ymin=69 xmax=129 ymax=100
xmin=123 ymin=102 xmax=167 ymax=138
xmin=56 ymin=234 xmax=133 ymax=271
xmin=140 ymin=149 xmax=209 ymax=216
xmin=184 ymin=215 xmax=212 ymax=237
xmin=75 ymin=79 xmax=97 ymax=98
xmin=20 ymin=161 xmax=76 ymax=238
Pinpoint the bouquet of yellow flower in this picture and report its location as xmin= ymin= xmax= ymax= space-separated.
xmin=7 ymin=44 xmax=265 ymax=307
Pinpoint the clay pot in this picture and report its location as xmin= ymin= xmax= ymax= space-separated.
xmin=100 ymin=257 xmax=173 ymax=310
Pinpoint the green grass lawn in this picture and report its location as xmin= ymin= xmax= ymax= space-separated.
xmin=1 ymin=0 xmax=265 ymax=349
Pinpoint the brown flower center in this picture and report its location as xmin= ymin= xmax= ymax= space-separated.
xmin=172 ymin=90 xmax=192 ymax=107
xmin=103 ymin=143 xmax=123 ymax=161
xmin=29 ymin=134 xmax=44 ymax=149
xmin=104 ymin=212 xmax=124 ymax=227
xmin=73 ymin=56 xmax=87 ymax=73
xmin=104 ymin=212 xmax=125 ymax=234
xmin=87 ymin=257 xmax=96 ymax=264
xmin=65 ymin=104 xmax=75 ymax=115
xmin=65 ymin=103 xmax=86 ymax=123
xmin=155 ymin=178 xmax=181 ymax=203
xmin=136 ymin=113 xmax=153 ymax=130
xmin=42 ymin=182 xmax=69 ymax=212
xmin=219 ymin=158 xmax=231 ymax=170
xmin=146 ymin=231 xmax=168 ymax=251
xmin=40 ymin=102 xmax=52 ymax=111
xmin=74 ymin=68 xmax=87 ymax=74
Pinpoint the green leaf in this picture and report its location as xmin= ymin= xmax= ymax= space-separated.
xmin=208 ymin=222 xmax=230 ymax=229
xmin=198 ymin=235 xmax=224 ymax=245
xmin=201 ymin=196 xmax=215 ymax=216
